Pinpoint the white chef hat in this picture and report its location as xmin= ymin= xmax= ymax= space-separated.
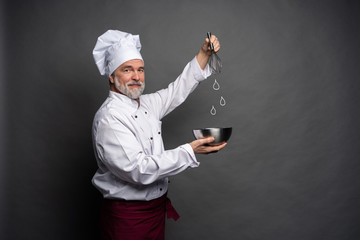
xmin=93 ymin=30 xmax=143 ymax=77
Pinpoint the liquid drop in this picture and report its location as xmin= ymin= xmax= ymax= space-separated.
xmin=213 ymin=79 xmax=220 ymax=90
xmin=220 ymin=96 xmax=226 ymax=106
xmin=210 ymin=105 xmax=216 ymax=115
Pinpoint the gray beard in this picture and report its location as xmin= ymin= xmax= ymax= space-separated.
xmin=114 ymin=78 xmax=145 ymax=99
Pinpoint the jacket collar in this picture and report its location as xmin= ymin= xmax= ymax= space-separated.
xmin=108 ymin=90 xmax=140 ymax=112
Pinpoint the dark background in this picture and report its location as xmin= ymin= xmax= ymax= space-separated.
xmin=1 ymin=0 xmax=360 ymax=239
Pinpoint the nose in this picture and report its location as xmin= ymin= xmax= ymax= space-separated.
xmin=132 ymin=71 xmax=140 ymax=81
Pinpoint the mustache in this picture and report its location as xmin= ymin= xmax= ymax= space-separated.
xmin=126 ymin=81 xmax=143 ymax=87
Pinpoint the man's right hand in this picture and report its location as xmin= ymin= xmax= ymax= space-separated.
xmin=189 ymin=137 xmax=227 ymax=154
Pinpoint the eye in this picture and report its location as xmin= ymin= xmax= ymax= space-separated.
xmin=138 ymin=69 xmax=144 ymax=73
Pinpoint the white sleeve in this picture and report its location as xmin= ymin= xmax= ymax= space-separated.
xmin=143 ymin=56 xmax=212 ymax=120
xmin=94 ymin=112 xmax=199 ymax=185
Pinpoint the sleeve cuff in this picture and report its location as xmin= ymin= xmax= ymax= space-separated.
xmin=190 ymin=56 xmax=212 ymax=82
xmin=180 ymin=143 xmax=200 ymax=168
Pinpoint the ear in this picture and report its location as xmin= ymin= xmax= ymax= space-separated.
xmin=109 ymin=74 xmax=115 ymax=84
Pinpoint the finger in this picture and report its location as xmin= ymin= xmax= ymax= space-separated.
xmin=210 ymin=38 xmax=220 ymax=53
xmin=204 ymin=38 xmax=210 ymax=49
xmin=212 ymin=40 xmax=219 ymax=47
xmin=213 ymin=43 xmax=221 ymax=53
xmin=210 ymin=35 xmax=218 ymax=44
xmin=207 ymin=142 xmax=227 ymax=153
xmin=195 ymin=137 xmax=214 ymax=147
xmin=216 ymin=142 xmax=227 ymax=150
xmin=207 ymin=37 xmax=214 ymax=51
xmin=202 ymin=38 xmax=211 ymax=52
xmin=200 ymin=136 xmax=215 ymax=145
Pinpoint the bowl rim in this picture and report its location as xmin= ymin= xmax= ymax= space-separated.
xmin=193 ymin=127 xmax=232 ymax=131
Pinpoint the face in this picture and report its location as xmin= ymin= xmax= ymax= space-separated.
xmin=110 ymin=59 xmax=145 ymax=100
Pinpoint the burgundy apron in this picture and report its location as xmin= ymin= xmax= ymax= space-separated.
xmin=100 ymin=192 xmax=179 ymax=240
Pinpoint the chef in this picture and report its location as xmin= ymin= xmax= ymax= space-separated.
xmin=91 ymin=30 xmax=226 ymax=240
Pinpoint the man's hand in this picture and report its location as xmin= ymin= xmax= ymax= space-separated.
xmin=189 ymin=136 xmax=227 ymax=154
xmin=196 ymin=34 xmax=221 ymax=70
xmin=201 ymin=34 xmax=221 ymax=55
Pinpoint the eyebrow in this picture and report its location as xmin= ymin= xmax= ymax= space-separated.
xmin=121 ymin=66 xmax=145 ymax=70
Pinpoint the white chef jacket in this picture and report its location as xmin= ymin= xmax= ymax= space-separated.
xmin=92 ymin=57 xmax=212 ymax=201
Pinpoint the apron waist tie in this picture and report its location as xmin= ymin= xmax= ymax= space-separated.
xmin=166 ymin=197 xmax=180 ymax=221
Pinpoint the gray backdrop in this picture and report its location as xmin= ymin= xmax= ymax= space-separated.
xmin=1 ymin=0 xmax=360 ymax=239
